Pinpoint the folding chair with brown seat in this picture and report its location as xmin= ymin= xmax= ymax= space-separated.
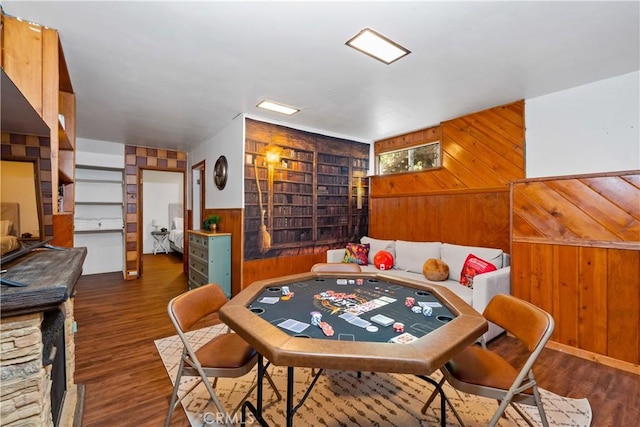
xmin=311 ymin=262 xmax=362 ymax=273
xmin=165 ymin=284 xmax=281 ymax=427
xmin=421 ymin=293 xmax=554 ymax=427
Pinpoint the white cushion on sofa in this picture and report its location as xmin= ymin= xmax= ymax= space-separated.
xmin=361 ymin=236 xmax=396 ymax=265
xmin=386 ymin=269 xmax=474 ymax=305
xmin=395 ymin=240 xmax=442 ymax=273
xmin=441 ymin=243 xmax=503 ymax=281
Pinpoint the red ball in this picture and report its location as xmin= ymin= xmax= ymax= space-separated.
xmin=374 ymin=250 xmax=394 ymax=270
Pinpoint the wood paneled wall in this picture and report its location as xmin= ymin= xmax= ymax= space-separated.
xmin=242 ymin=253 xmax=326 ymax=290
xmin=370 ymin=189 xmax=511 ymax=252
xmin=369 ymin=101 xmax=525 ymax=252
xmin=511 ymin=171 xmax=640 ymax=368
xmin=512 ymin=172 xmax=640 ymax=248
xmin=372 ymin=100 xmax=524 ymax=196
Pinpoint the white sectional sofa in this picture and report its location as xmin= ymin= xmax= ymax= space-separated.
xmin=327 ymin=236 xmax=511 ymax=342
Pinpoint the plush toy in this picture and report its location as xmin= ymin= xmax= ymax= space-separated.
xmin=423 ymin=258 xmax=449 ymax=281
xmin=374 ymin=250 xmax=394 ymax=270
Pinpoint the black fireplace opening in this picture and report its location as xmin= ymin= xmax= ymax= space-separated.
xmin=42 ymin=309 xmax=66 ymax=426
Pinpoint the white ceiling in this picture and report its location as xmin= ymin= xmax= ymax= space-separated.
xmin=3 ymin=1 xmax=639 ymax=151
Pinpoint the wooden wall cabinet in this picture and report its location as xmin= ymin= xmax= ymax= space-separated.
xmin=1 ymin=12 xmax=76 ymax=246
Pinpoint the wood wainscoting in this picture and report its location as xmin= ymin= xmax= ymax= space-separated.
xmin=369 ymin=188 xmax=511 ymax=252
xmin=372 ymin=100 xmax=525 ymax=196
xmin=242 ymin=252 xmax=326 ymax=290
xmin=369 ymin=100 xmax=525 ymax=252
xmin=511 ymin=170 xmax=640 ymax=372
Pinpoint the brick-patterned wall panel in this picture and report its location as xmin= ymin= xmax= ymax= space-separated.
xmin=371 ymin=100 xmax=525 ymax=196
xmin=511 ymin=171 xmax=640 ymax=366
xmin=1 ymin=132 xmax=53 ymax=239
xmin=124 ymin=145 xmax=187 ymax=279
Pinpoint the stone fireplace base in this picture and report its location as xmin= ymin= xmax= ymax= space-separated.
xmin=1 ymin=312 xmax=54 ymax=426
xmin=1 ymin=247 xmax=86 ymax=426
xmin=0 ymin=299 xmax=79 ymax=426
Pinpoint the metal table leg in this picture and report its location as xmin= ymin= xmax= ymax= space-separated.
xmin=241 ymin=354 xmax=268 ymax=427
xmin=417 ymin=375 xmax=447 ymax=427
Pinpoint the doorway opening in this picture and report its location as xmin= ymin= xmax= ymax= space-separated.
xmin=139 ymin=169 xmax=185 ymax=274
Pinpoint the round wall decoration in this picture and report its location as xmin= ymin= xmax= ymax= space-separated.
xmin=214 ymin=155 xmax=228 ymax=190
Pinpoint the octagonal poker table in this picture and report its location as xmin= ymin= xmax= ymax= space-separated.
xmin=219 ymin=271 xmax=488 ymax=427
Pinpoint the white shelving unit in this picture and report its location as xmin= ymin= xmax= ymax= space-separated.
xmin=74 ymin=165 xmax=125 ymax=275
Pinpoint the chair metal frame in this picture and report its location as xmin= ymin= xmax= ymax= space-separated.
xmin=422 ymin=293 xmax=554 ymax=427
xmin=165 ymin=284 xmax=281 ymax=427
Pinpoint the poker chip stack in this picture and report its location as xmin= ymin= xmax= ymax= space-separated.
xmin=310 ymin=311 xmax=322 ymax=326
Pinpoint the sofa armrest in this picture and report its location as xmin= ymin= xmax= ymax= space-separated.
xmin=472 ymin=266 xmax=511 ymax=341
xmin=327 ymin=248 xmax=346 ymax=263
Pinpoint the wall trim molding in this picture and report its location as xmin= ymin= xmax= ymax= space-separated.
xmin=546 ymin=341 xmax=640 ymax=376
xmin=511 ymin=236 xmax=640 ymax=251
xmin=369 ymin=185 xmax=508 ymax=199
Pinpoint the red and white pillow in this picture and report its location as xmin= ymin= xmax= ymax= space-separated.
xmin=460 ymin=254 xmax=497 ymax=289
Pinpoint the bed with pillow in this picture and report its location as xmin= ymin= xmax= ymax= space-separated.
xmin=1 ymin=203 xmax=21 ymax=256
xmin=168 ymin=203 xmax=184 ymax=254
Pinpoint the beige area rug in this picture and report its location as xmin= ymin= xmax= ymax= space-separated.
xmin=155 ymin=325 xmax=592 ymax=427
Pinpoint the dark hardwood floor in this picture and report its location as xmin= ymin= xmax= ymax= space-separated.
xmin=74 ymin=254 xmax=639 ymax=426
xmin=74 ymin=253 xmax=190 ymax=427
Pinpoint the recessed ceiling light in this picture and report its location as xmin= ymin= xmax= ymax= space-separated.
xmin=257 ymin=100 xmax=299 ymax=115
xmin=346 ymin=27 xmax=410 ymax=65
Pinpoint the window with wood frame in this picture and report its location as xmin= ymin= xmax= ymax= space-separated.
xmin=377 ymin=141 xmax=440 ymax=175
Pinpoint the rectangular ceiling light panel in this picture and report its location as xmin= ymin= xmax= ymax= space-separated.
xmin=257 ymin=100 xmax=299 ymax=115
xmin=346 ymin=27 xmax=410 ymax=64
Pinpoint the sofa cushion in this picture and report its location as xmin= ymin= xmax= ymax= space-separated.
xmin=360 ymin=236 xmax=396 ymax=265
xmin=432 ymin=279 xmax=474 ymax=306
xmin=423 ymin=258 xmax=449 ymax=281
xmin=343 ymin=243 xmax=369 ymax=265
xmin=460 ymin=254 xmax=497 ymax=288
xmin=395 ymin=240 xmax=442 ymax=273
xmin=384 ymin=269 xmax=474 ymax=306
xmin=441 ymin=243 xmax=503 ymax=281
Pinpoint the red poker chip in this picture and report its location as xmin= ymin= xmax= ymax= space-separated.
xmin=392 ymin=322 xmax=404 ymax=333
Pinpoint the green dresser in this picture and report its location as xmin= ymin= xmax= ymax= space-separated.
xmin=187 ymin=230 xmax=231 ymax=296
